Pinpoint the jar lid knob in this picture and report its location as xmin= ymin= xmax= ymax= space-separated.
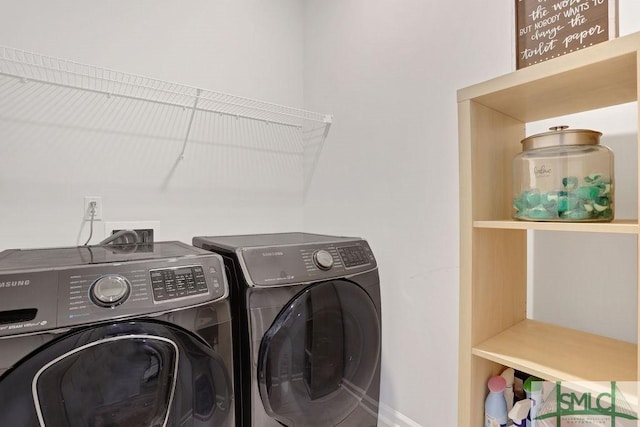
xmin=549 ymin=125 xmax=569 ymax=131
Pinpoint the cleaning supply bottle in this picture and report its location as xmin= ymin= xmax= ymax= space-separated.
xmin=485 ymin=375 xmax=508 ymax=427
xmin=500 ymin=368 xmax=515 ymax=414
xmin=509 ymin=399 xmax=532 ymax=427
xmin=523 ymin=376 xmax=543 ymax=427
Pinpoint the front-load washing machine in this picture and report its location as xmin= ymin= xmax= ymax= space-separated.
xmin=0 ymin=241 xmax=234 ymax=427
xmin=193 ymin=233 xmax=381 ymax=427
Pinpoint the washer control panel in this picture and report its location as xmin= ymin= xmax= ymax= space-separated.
xmin=150 ymin=265 xmax=209 ymax=302
xmin=240 ymin=239 xmax=376 ymax=287
xmin=57 ymin=254 xmax=226 ymax=328
xmin=0 ymin=252 xmax=228 ymax=337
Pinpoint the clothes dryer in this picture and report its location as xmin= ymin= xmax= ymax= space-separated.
xmin=193 ymin=233 xmax=381 ymax=427
xmin=0 ymin=241 xmax=234 ymax=427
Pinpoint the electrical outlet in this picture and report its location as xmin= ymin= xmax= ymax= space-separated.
xmin=105 ymin=221 xmax=160 ymax=242
xmin=84 ymin=196 xmax=103 ymax=220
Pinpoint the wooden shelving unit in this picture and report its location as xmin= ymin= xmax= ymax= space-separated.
xmin=458 ymin=32 xmax=640 ymax=425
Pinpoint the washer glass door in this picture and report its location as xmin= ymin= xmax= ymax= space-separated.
xmin=257 ymin=280 xmax=380 ymax=426
xmin=0 ymin=321 xmax=232 ymax=427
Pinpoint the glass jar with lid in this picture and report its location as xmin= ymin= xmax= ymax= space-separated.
xmin=512 ymin=126 xmax=614 ymax=222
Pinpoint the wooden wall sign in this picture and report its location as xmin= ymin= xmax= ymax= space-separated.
xmin=515 ymin=0 xmax=618 ymax=69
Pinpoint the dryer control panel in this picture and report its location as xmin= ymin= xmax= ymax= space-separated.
xmin=0 ymin=251 xmax=228 ymax=337
xmin=239 ymin=239 xmax=376 ymax=287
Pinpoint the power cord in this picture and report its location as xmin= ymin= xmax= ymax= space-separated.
xmin=99 ymin=229 xmax=139 ymax=245
xmin=83 ymin=201 xmax=97 ymax=246
xmin=81 ymin=202 xmax=140 ymax=248
xmin=99 ymin=229 xmax=140 ymax=254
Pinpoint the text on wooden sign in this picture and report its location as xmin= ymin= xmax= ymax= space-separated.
xmin=516 ymin=0 xmax=617 ymax=69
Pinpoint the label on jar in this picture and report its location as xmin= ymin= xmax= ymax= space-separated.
xmin=533 ymin=164 xmax=552 ymax=178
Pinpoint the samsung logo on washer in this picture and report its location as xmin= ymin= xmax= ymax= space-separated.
xmin=262 ymin=251 xmax=284 ymax=257
xmin=0 ymin=280 xmax=30 ymax=288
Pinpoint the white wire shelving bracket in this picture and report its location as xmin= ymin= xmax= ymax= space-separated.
xmin=0 ymin=45 xmax=332 ymax=193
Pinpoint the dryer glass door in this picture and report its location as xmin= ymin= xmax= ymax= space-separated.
xmin=258 ymin=280 xmax=380 ymax=426
xmin=0 ymin=321 xmax=232 ymax=427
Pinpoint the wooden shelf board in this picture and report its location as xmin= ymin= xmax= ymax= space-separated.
xmin=473 ymin=319 xmax=637 ymax=383
xmin=457 ymin=32 xmax=640 ymax=122
xmin=474 ymin=219 xmax=639 ymax=234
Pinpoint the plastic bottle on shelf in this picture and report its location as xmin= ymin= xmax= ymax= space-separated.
xmin=485 ymin=375 xmax=508 ymax=427
xmin=500 ymin=368 xmax=515 ymax=414
xmin=523 ymin=376 xmax=544 ymax=427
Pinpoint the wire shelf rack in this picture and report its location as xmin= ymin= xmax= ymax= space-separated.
xmin=0 ymin=45 xmax=332 ymax=193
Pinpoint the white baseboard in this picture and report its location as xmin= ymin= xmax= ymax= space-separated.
xmin=377 ymin=402 xmax=422 ymax=427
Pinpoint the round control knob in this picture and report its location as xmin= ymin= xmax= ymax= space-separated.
xmin=313 ymin=250 xmax=334 ymax=270
xmin=90 ymin=275 xmax=130 ymax=307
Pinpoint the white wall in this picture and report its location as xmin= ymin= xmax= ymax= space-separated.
xmin=302 ymin=1 xmax=513 ymax=425
xmin=528 ymin=103 xmax=639 ymax=343
xmin=303 ymin=1 xmax=640 ymax=425
xmin=0 ymin=0 xmax=307 ymax=249
xmin=528 ymin=4 xmax=640 ymax=343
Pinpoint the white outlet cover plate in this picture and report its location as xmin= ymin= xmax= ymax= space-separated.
xmin=104 ymin=221 xmax=161 ymax=240
xmin=84 ymin=196 xmax=103 ymax=220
